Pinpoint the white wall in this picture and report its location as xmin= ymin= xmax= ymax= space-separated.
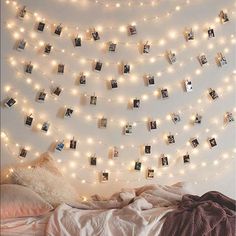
xmin=1 ymin=0 xmax=236 ymax=199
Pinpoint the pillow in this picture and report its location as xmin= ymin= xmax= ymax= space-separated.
xmin=0 ymin=184 xmax=53 ymax=219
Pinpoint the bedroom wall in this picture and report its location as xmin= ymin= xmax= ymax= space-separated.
xmin=1 ymin=0 xmax=236 ymax=198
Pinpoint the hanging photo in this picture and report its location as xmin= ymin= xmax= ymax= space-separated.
xmin=58 ymin=64 xmax=65 ymax=74
xmin=124 ymin=124 xmax=132 ymax=135
xmin=90 ymin=156 xmax=97 ymax=166
xmin=224 ymin=112 xmax=234 ymax=123
xmin=216 ymin=53 xmax=227 ymax=67
xmin=183 ymin=153 xmax=190 ymax=164
xmin=108 ymin=42 xmax=117 ymax=52
xmin=208 ymin=28 xmax=215 ymax=38
xmin=144 ymin=145 xmax=151 ymax=154
xmin=185 ymin=28 xmax=194 ymax=41
xmin=90 ymin=95 xmax=97 ymax=105
xmin=128 ymin=25 xmax=137 ymax=36
xmin=172 ymin=113 xmax=181 ymax=124
xmin=143 ymin=42 xmax=150 ymax=53
xmin=167 ymin=134 xmax=175 ymax=144
xmin=37 ymin=22 xmax=45 ymax=32
xmin=25 ymin=62 xmax=33 ymax=74
xmin=55 ymin=141 xmax=64 ymax=152
xmin=134 ymin=161 xmax=142 ymax=171
xmin=198 ymin=54 xmax=208 ymax=66
xmin=17 ymin=39 xmax=26 ymax=51
xmin=123 ymin=64 xmax=130 ymax=74
xmin=44 ymin=44 xmax=52 ymax=54
xmin=110 ymin=79 xmax=118 ymax=89
xmin=113 ymin=146 xmax=119 ymax=158
xmin=149 ymin=120 xmax=157 ymax=130
xmin=19 ymin=148 xmax=27 ymax=158
xmin=41 ymin=122 xmax=50 ymax=132
xmin=185 ymin=80 xmax=193 ymax=92
xmin=161 ymin=88 xmax=169 ymax=99
xmin=70 ymin=138 xmax=77 ymax=149
xmin=208 ymin=137 xmax=217 ymax=148
xmin=91 ymin=30 xmax=100 ymax=41
xmin=25 ymin=115 xmax=33 ymax=126
xmin=147 ymin=168 xmax=154 ymax=179
xmin=219 ymin=10 xmax=229 ymax=23
xmin=133 ymin=98 xmax=140 ymax=108
xmin=53 ymin=87 xmax=62 ymax=96
xmin=5 ymin=98 xmax=16 ymax=108
xmin=74 ymin=37 xmax=82 ymax=47
xmin=167 ymin=50 xmax=176 ymax=64
xmin=146 ymin=75 xmax=155 ymax=86
xmin=191 ymin=138 xmax=199 ymax=148
xmin=54 ymin=24 xmax=63 ymax=36
xmin=18 ymin=6 xmax=26 ymax=19
xmin=100 ymin=117 xmax=108 ymax=128
xmin=94 ymin=61 xmax=103 ymax=71
xmin=161 ymin=156 xmax=169 ymax=167
xmin=101 ymin=172 xmax=109 ymax=182
xmin=37 ymin=91 xmax=47 ymax=102
xmin=209 ymin=88 xmax=218 ymax=100
xmin=64 ymin=108 xmax=74 ymax=118
xmin=194 ymin=113 xmax=202 ymax=124
xmin=79 ymin=74 xmax=86 ymax=85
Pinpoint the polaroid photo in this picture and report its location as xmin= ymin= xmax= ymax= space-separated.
xmin=90 ymin=95 xmax=97 ymax=105
xmin=208 ymin=28 xmax=215 ymax=38
xmin=128 ymin=25 xmax=137 ymax=36
xmin=225 ymin=112 xmax=234 ymax=123
xmin=149 ymin=120 xmax=157 ymax=130
xmin=37 ymin=22 xmax=45 ymax=32
xmin=191 ymin=138 xmax=199 ymax=148
xmin=186 ymin=28 xmax=194 ymax=41
xmin=167 ymin=134 xmax=175 ymax=144
xmin=185 ymin=80 xmax=193 ymax=92
xmin=209 ymin=137 xmax=217 ymax=148
xmin=55 ymin=141 xmax=64 ymax=152
xmin=108 ymin=42 xmax=116 ymax=52
xmin=217 ymin=53 xmax=227 ymax=67
xmin=123 ymin=64 xmax=130 ymax=74
xmin=110 ymin=79 xmax=118 ymax=89
xmin=94 ymin=61 xmax=103 ymax=71
xmin=37 ymin=91 xmax=47 ymax=102
xmin=134 ymin=161 xmax=142 ymax=171
xmin=172 ymin=113 xmax=181 ymax=124
xmin=161 ymin=88 xmax=169 ymax=99
xmin=64 ymin=108 xmax=73 ymax=118
xmin=167 ymin=51 xmax=177 ymax=64
xmin=5 ymin=98 xmax=16 ymax=108
xmin=18 ymin=6 xmax=26 ymax=19
xmin=25 ymin=115 xmax=33 ymax=126
xmin=100 ymin=117 xmax=108 ymax=128
xmin=74 ymin=37 xmax=81 ymax=47
xmin=133 ymin=99 xmax=140 ymax=108
xmin=19 ymin=148 xmax=27 ymax=158
xmin=194 ymin=113 xmax=202 ymax=124
xmin=79 ymin=74 xmax=86 ymax=85
xmin=124 ymin=124 xmax=132 ymax=135
xmin=53 ymin=87 xmax=62 ymax=96
xmin=90 ymin=156 xmax=97 ymax=166
xmin=41 ymin=122 xmax=50 ymax=132
xmin=91 ymin=30 xmax=100 ymax=41
xmin=219 ymin=10 xmax=229 ymax=23
xmin=144 ymin=145 xmax=151 ymax=154
xmin=183 ymin=153 xmax=190 ymax=164
xmin=58 ymin=64 xmax=65 ymax=74
xmin=199 ymin=54 xmax=208 ymax=66
xmin=70 ymin=138 xmax=77 ymax=149
xmin=161 ymin=156 xmax=169 ymax=167
xmin=25 ymin=63 xmax=33 ymax=74
xmin=113 ymin=146 xmax=119 ymax=158
xmin=209 ymin=88 xmax=218 ymax=100
xmin=17 ymin=39 xmax=26 ymax=51
xmin=44 ymin=44 xmax=52 ymax=54
xmin=143 ymin=42 xmax=150 ymax=54
xmin=54 ymin=24 xmax=63 ymax=36
xmin=147 ymin=169 xmax=154 ymax=179
xmin=101 ymin=172 xmax=109 ymax=182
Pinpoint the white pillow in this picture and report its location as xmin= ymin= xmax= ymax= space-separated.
xmin=0 ymin=184 xmax=53 ymax=219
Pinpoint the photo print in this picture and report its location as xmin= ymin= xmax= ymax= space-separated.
xmin=199 ymin=54 xmax=208 ymax=66
xmin=37 ymin=22 xmax=45 ymax=32
xmin=25 ymin=62 xmax=33 ymax=74
xmin=90 ymin=95 xmax=97 ymax=105
xmin=209 ymin=88 xmax=219 ymax=100
xmin=219 ymin=10 xmax=229 ymax=23
xmin=91 ymin=29 xmax=100 ymax=41
xmin=18 ymin=6 xmax=26 ymax=19
xmin=79 ymin=73 xmax=86 ymax=85
xmin=167 ymin=134 xmax=175 ymax=144
xmin=123 ymin=64 xmax=130 ymax=74
xmin=143 ymin=41 xmax=150 ymax=54
xmin=172 ymin=113 xmax=181 ymax=124
xmin=144 ymin=145 xmax=151 ymax=154
xmin=146 ymin=75 xmax=155 ymax=86
xmin=161 ymin=88 xmax=169 ymax=99
xmin=208 ymin=28 xmax=215 ymax=38
xmin=185 ymin=28 xmax=194 ymax=41
xmin=100 ymin=117 xmax=108 ymax=128
xmin=70 ymin=138 xmax=77 ymax=149
xmin=108 ymin=42 xmax=117 ymax=52
xmin=58 ymin=64 xmax=65 ymax=74
xmin=17 ymin=39 xmax=26 ymax=51
xmin=124 ymin=124 xmax=132 ymax=135
xmin=161 ymin=155 xmax=169 ymax=167
xmin=94 ymin=61 xmax=103 ymax=71
xmin=167 ymin=50 xmax=177 ymax=64
xmin=25 ymin=114 xmax=33 ymax=126
xmin=37 ymin=91 xmax=47 ymax=102
xmin=53 ymin=87 xmax=62 ymax=96
xmin=54 ymin=24 xmax=63 ymax=36
xmin=128 ymin=25 xmax=137 ymax=36
xmin=225 ymin=112 xmax=234 ymax=124
xmin=185 ymin=80 xmax=193 ymax=92
xmin=19 ymin=148 xmax=27 ymax=158
xmin=183 ymin=153 xmax=190 ymax=164
xmin=64 ymin=108 xmax=74 ymax=118
xmin=147 ymin=168 xmax=154 ymax=179
xmin=41 ymin=122 xmax=50 ymax=132
xmin=216 ymin=53 xmax=227 ymax=67
xmin=113 ymin=146 xmax=119 ymax=158
xmin=149 ymin=120 xmax=157 ymax=130
xmin=110 ymin=79 xmax=118 ymax=89
xmin=55 ymin=141 xmax=64 ymax=152
xmin=5 ymin=98 xmax=16 ymax=108
xmin=44 ymin=44 xmax=52 ymax=54
xmin=194 ymin=113 xmax=202 ymax=124
xmin=74 ymin=36 xmax=82 ymax=47
xmin=134 ymin=161 xmax=142 ymax=171
xmin=90 ymin=156 xmax=97 ymax=166
xmin=133 ymin=98 xmax=140 ymax=108
xmin=101 ymin=172 xmax=109 ymax=182
xmin=191 ymin=138 xmax=199 ymax=148
xmin=208 ymin=137 xmax=217 ymax=148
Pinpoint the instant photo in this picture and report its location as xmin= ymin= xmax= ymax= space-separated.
xmin=90 ymin=96 xmax=97 ymax=105
xmin=55 ymin=141 xmax=64 ymax=151
xmin=147 ymin=75 xmax=155 ymax=86
xmin=74 ymin=37 xmax=82 ymax=47
xmin=128 ymin=25 xmax=137 ymax=36
xmin=37 ymin=91 xmax=47 ymax=102
xmin=19 ymin=148 xmax=27 ymax=158
xmin=17 ymin=39 xmax=26 ymax=51
xmin=5 ymin=98 xmax=16 ymax=108
xmin=79 ymin=74 xmax=86 ymax=85
xmin=113 ymin=147 xmax=119 ymax=158
xmin=110 ymin=79 xmax=118 ymax=89
xmin=91 ymin=31 xmax=100 ymax=41
xmin=208 ymin=28 xmax=215 ymax=38
xmin=217 ymin=53 xmax=227 ymax=67
xmin=219 ymin=10 xmax=229 ymax=23
xmin=161 ymin=156 xmax=169 ymax=167
xmin=147 ymin=169 xmax=154 ymax=179
xmin=64 ymin=108 xmax=73 ymax=118
xmin=100 ymin=118 xmax=108 ymax=128
xmin=25 ymin=115 xmax=33 ymax=126
xmin=25 ymin=63 xmax=33 ymax=74
xmin=133 ymin=99 xmax=140 ymax=108
xmin=209 ymin=88 xmax=218 ymax=100
xmin=185 ymin=80 xmax=193 ymax=92
xmin=54 ymin=24 xmax=63 ymax=36
xmin=161 ymin=88 xmax=169 ymax=99
xmin=58 ymin=64 xmax=65 ymax=74
xmin=123 ymin=64 xmax=130 ymax=74
xmin=101 ymin=172 xmax=109 ymax=182
xmin=90 ymin=156 xmax=97 ymax=166
xmin=95 ymin=61 xmax=102 ymax=71
xmin=37 ymin=22 xmax=45 ymax=32
xmin=191 ymin=138 xmax=199 ymax=148
xmin=185 ymin=28 xmax=194 ymax=41
xmin=70 ymin=138 xmax=77 ymax=149
xmin=167 ymin=51 xmax=176 ymax=64
xmin=134 ymin=161 xmax=142 ymax=171
xmin=124 ymin=124 xmax=132 ymax=135
xmin=143 ymin=42 xmax=150 ymax=53
xmin=44 ymin=44 xmax=52 ymax=54
xmin=144 ymin=145 xmax=151 ymax=154
xmin=172 ymin=113 xmax=181 ymax=124
xmin=183 ymin=154 xmax=190 ymax=164
xmin=225 ymin=112 xmax=234 ymax=123
xmin=199 ymin=54 xmax=208 ymax=66
xmin=41 ymin=122 xmax=50 ymax=132
xmin=209 ymin=138 xmax=217 ymax=148
xmin=108 ymin=42 xmax=116 ymax=52
xmin=194 ymin=114 xmax=202 ymax=124
xmin=149 ymin=120 xmax=157 ymax=130
xmin=53 ymin=87 xmax=62 ymax=96
xmin=167 ymin=134 xmax=175 ymax=144
xmin=18 ymin=6 xmax=26 ymax=19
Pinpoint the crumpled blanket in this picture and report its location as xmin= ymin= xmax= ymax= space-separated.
xmin=160 ymin=191 xmax=236 ymax=236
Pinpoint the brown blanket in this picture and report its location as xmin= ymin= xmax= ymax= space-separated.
xmin=160 ymin=191 xmax=236 ymax=236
